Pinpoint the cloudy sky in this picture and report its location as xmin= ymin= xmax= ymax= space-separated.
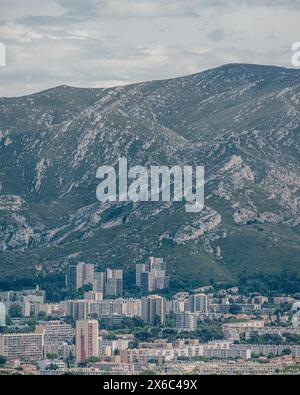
xmin=0 ymin=0 xmax=299 ymax=97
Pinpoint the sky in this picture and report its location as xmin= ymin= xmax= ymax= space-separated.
xmin=0 ymin=0 xmax=299 ymax=97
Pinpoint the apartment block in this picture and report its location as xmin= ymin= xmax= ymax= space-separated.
xmin=0 ymin=333 xmax=44 ymax=362
xmin=65 ymin=263 xmax=95 ymax=292
xmin=105 ymin=269 xmax=123 ymax=297
xmin=136 ymin=257 xmax=169 ymax=293
xmin=36 ymin=320 xmax=75 ymax=345
xmin=176 ymin=312 xmax=198 ymax=332
xmin=76 ymin=320 xmax=99 ymax=363
xmin=188 ymin=293 xmax=209 ymax=314
xmin=141 ymin=295 xmax=166 ymax=325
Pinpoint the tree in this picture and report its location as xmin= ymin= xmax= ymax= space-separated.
xmin=78 ymin=284 xmax=92 ymax=293
xmin=139 ymin=370 xmax=157 ymax=375
xmin=161 ymin=328 xmax=177 ymax=342
xmin=229 ymin=304 xmax=241 ymax=315
xmin=8 ymin=304 xmax=23 ymax=318
xmin=45 ymin=363 xmax=59 ymax=371
xmin=0 ymin=355 xmax=6 ymax=366
xmin=46 ymin=353 xmax=58 ymax=360
xmin=26 ymin=316 xmax=37 ymax=331
xmin=37 ymin=311 xmax=47 ymax=320
xmin=283 ymin=333 xmax=300 ymax=345
xmin=134 ymin=330 xmax=152 ymax=341
xmin=153 ymin=315 xmax=161 ymax=327
xmin=78 ymin=356 xmax=100 ymax=367
xmin=86 ymin=356 xmax=101 ymax=363
xmin=66 ymin=352 xmax=75 ymax=368
xmin=147 ymin=357 xmax=158 ymax=364
xmin=5 ymin=314 xmax=12 ymax=326
xmin=165 ymin=312 xmax=176 ymax=328
xmin=128 ymin=340 xmax=139 ymax=349
xmin=194 ymin=321 xmax=223 ymax=342
xmin=149 ymin=326 xmax=160 ymax=338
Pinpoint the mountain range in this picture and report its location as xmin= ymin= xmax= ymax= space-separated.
xmin=0 ymin=63 xmax=300 ymax=289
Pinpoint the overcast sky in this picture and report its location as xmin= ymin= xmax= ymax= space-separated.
xmin=0 ymin=0 xmax=299 ymax=97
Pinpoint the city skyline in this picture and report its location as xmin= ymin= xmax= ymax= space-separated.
xmin=1 ymin=260 xmax=300 ymax=375
xmin=0 ymin=0 xmax=300 ymax=379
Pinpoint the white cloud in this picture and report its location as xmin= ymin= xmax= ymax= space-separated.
xmin=0 ymin=23 xmax=91 ymax=43
xmin=0 ymin=0 xmax=64 ymax=19
xmin=190 ymin=47 xmax=213 ymax=56
xmin=0 ymin=0 xmax=299 ymax=96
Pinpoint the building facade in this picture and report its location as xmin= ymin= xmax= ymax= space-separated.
xmin=141 ymin=295 xmax=166 ymax=325
xmin=0 ymin=333 xmax=44 ymax=362
xmin=75 ymin=320 xmax=99 ymax=363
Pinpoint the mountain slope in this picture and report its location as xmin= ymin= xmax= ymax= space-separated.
xmin=0 ymin=63 xmax=300 ymax=286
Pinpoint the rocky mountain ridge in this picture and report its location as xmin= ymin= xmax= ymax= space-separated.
xmin=0 ymin=63 xmax=299 ymax=285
